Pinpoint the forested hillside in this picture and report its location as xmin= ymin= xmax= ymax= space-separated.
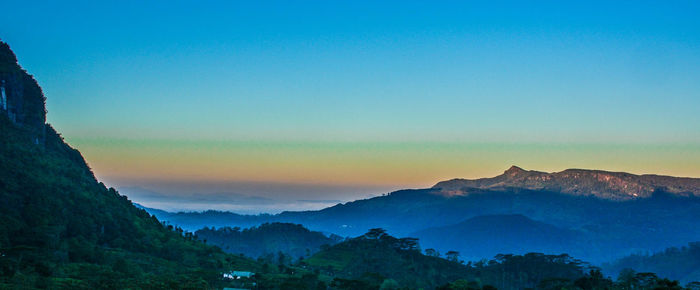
xmin=412 ymin=214 xmax=581 ymax=261
xmin=0 ymin=41 xmax=260 ymax=288
xmin=605 ymin=242 xmax=700 ymax=285
xmin=304 ymin=229 xmax=691 ymax=289
xmin=195 ymin=223 xmax=342 ymax=261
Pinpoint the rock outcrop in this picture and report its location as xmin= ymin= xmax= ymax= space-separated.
xmin=0 ymin=41 xmax=47 ymax=144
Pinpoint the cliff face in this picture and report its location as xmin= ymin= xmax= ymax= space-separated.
xmin=0 ymin=41 xmax=46 ymax=144
xmin=433 ymin=166 xmax=700 ymax=200
xmin=0 ymin=41 xmax=257 ymax=289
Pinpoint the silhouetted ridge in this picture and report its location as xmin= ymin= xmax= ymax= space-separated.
xmin=413 ymin=214 xmax=580 ymax=261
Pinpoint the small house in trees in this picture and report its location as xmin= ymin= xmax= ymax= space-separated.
xmin=223 ymin=270 xmax=255 ymax=279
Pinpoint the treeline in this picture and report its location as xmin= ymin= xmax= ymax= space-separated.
xmin=299 ymin=228 xmax=696 ymax=290
xmin=605 ymin=242 xmax=700 ymax=285
xmin=195 ymin=223 xmax=343 ymax=261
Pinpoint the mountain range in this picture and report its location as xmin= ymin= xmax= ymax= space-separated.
xmin=434 ymin=165 xmax=700 ymax=200
xmin=145 ymin=167 xmax=700 ymax=265
xmin=2 ymin=39 xmax=698 ymax=288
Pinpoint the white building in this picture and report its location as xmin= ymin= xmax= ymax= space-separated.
xmin=223 ymin=271 xmax=255 ymax=280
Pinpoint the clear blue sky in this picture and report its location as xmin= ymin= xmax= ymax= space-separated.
xmin=2 ymin=1 xmax=699 ymax=212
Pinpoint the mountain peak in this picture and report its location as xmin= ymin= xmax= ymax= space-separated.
xmin=433 ymin=167 xmax=700 ymax=200
xmin=0 ymin=41 xmax=18 ymax=65
xmin=504 ymin=165 xmax=526 ymax=176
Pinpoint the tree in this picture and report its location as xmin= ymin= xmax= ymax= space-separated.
xmin=574 ymin=269 xmax=613 ymax=290
xmin=364 ymin=228 xmax=387 ymax=239
xmin=538 ymin=278 xmax=574 ymax=290
xmin=635 ymin=272 xmax=659 ymax=289
xmin=446 ymin=251 xmax=460 ymax=263
xmin=331 ymin=278 xmax=375 ymax=289
xmin=686 ymin=281 xmax=700 ymax=290
xmin=380 ymin=278 xmax=400 ymax=290
xmin=425 ymin=248 xmax=440 ymax=257
xmin=437 ymin=279 xmax=482 ymax=290
xmin=654 ymin=278 xmax=682 ymax=290
xmin=398 ymin=238 xmax=420 ymax=251
xmin=617 ymin=268 xmax=637 ymax=290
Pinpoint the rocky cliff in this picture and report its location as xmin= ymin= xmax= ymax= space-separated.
xmin=0 ymin=41 xmax=46 ymax=144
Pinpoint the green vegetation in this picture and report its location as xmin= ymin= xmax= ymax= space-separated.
xmin=0 ymin=107 xmax=265 ymax=288
xmin=195 ymin=223 xmax=342 ymax=261
xmin=605 ymin=242 xmax=700 ymax=285
xmin=306 ymin=230 xmax=470 ymax=289
xmin=0 ymin=41 xmax=46 ymax=136
xmin=306 ymin=229 xmax=580 ymax=289
xmin=0 ymin=41 xmax=263 ymax=288
xmin=303 ymin=228 xmax=695 ymax=289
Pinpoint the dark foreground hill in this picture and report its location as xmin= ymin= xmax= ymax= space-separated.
xmin=0 ymin=41 xmax=262 ymax=289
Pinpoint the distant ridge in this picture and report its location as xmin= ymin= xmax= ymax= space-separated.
xmin=433 ymin=166 xmax=700 ymax=200
xmin=412 ymin=214 xmax=580 ymax=261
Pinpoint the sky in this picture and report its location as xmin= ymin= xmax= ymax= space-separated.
xmin=1 ymin=1 xmax=699 ymax=213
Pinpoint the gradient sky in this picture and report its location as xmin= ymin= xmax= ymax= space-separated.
xmin=2 ymin=1 xmax=699 ymax=212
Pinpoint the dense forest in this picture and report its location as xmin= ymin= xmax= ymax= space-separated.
xmin=604 ymin=242 xmax=700 ymax=285
xmin=195 ymin=223 xmax=343 ymax=261
xmin=286 ymin=228 xmax=695 ymax=289
xmin=0 ymin=89 xmax=257 ymax=288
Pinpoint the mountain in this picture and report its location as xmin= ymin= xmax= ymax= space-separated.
xmin=0 ymin=41 xmax=264 ymax=289
xmin=146 ymin=178 xmax=700 ymax=265
xmin=136 ymin=204 xmax=269 ymax=232
xmin=195 ymin=223 xmax=343 ymax=260
xmin=412 ymin=214 xmax=581 ymax=262
xmin=434 ymin=166 xmax=700 ymax=200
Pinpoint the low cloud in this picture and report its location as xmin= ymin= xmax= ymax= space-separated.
xmin=118 ymin=186 xmax=358 ymax=214
xmin=297 ymin=199 xmax=343 ymax=204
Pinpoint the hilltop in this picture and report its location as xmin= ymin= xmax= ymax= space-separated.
xmin=434 ymin=166 xmax=700 ymax=200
